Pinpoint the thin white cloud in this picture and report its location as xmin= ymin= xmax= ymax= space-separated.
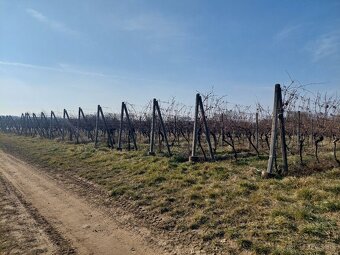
xmin=121 ymin=13 xmax=186 ymax=38
xmin=306 ymin=30 xmax=340 ymax=62
xmin=102 ymin=11 xmax=187 ymax=40
xmin=0 ymin=60 xmax=179 ymax=85
xmin=275 ymin=24 xmax=303 ymax=41
xmin=0 ymin=60 xmax=110 ymax=78
xmin=26 ymin=8 xmax=79 ymax=36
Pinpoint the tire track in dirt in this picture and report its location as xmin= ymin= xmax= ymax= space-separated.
xmin=0 ymin=174 xmax=75 ymax=254
xmin=0 ymin=151 xmax=162 ymax=255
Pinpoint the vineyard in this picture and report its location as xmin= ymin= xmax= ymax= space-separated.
xmin=2 ymin=1 xmax=340 ymax=253
xmin=1 ymin=83 xmax=339 ymax=173
xmin=0 ymin=83 xmax=340 ymax=254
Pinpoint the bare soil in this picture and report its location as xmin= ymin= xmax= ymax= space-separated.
xmin=0 ymin=174 xmax=70 ymax=255
xmin=0 ymin=151 xmax=167 ymax=255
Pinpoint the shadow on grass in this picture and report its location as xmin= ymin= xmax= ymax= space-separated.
xmin=287 ymin=159 xmax=338 ymax=177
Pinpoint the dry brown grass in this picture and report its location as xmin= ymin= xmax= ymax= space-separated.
xmin=0 ymin=133 xmax=339 ymax=254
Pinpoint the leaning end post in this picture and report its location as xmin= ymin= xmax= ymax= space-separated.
xmin=94 ymin=105 xmax=100 ymax=148
xmin=189 ymin=93 xmax=200 ymax=162
xmin=155 ymin=100 xmax=171 ymax=156
xmin=148 ymin=99 xmax=156 ymax=155
xmin=117 ymin=102 xmax=124 ymax=151
xmin=255 ymin=112 xmax=259 ymax=150
xmin=124 ymin=103 xmax=138 ymax=150
xmin=198 ymin=94 xmax=215 ymax=161
xmin=49 ymin=111 xmax=53 ymax=139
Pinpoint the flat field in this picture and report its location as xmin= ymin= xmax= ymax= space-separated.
xmin=0 ymin=133 xmax=339 ymax=254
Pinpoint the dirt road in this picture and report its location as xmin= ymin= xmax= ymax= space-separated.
xmin=0 ymin=151 xmax=162 ymax=255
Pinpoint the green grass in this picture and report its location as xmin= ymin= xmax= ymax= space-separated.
xmin=0 ymin=133 xmax=339 ymax=254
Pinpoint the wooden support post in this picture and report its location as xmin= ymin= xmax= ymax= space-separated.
xmin=23 ymin=113 xmax=26 ymax=135
xmin=189 ymin=94 xmax=215 ymax=161
xmin=79 ymin=107 xmax=94 ymax=141
xmin=2 ymin=117 xmax=6 ymax=132
xmin=24 ymin=113 xmax=28 ymax=135
xmin=127 ymin=130 xmax=131 ymax=150
xmin=255 ymin=112 xmax=259 ymax=150
xmin=49 ymin=111 xmax=53 ymax=139
xmin=40 ymin=112 xmax=48 ymax=138
xmin=117 ymin=102 xmax=124 ymax=150
xmin=221 ymin=113 xmax=225 ymax=149
xmin=20 ymin=113 xmax=25 ymax=135
xmin=155 ymin=100 xmax=171 ymax=156
xmin=51 ymin=111 xmax=62 ymax=137
xmin=2 ymin=117 xmax=5 ymax=132
xmin=311 ymin=117 xmax=314 ymax=143
xmin=6 ymin=116 xmax=10 ymax=133
xmin=264 ymin=84 xmax=280 ymax=176
xmin=3 ymin=117 xmax=7 ymax=132
xmin=22 ymin=113 xmax=25 ymax=135
xmin=0 ymin=117 xmax=3 ymax=132
xmin=24 ymin=113 xmax=28 ymax=136
xmin=26 ymin=113 xmax=34 ymax=136
xmin=28 ymin=113 xmax=33 ymax=136
xmin=4 ymin=117 xmax=8 ymax=132
xmin=95 ymin=105 xmax=100 ymax=147
xmin=297 ymin=110 xmax=301 ymax=150
xmin=148 ymin=99 xmax=156 ymax=155
xmin=263 ymin=84 xmax=288 ymax=177
xmin=28 ymin=113 xmax=32 ymax=136
xmin=63 ymin=109 xmax=76 ymax=142
xmin=11 ymin=116 xmax=19 ymax=134
xmin=77 ymin=108 xmax=80 ymax=144
xmin=32 ymin=114 xmax=38 ymax=136
xmin=2 ymin=116 xmax=5 ymax=132
xmin=98 ymin=106 xmax=114 ymax=148
xmin=62 ymin=110 xmax=66 ymax=141
xmin=189 ymin=94 xmax=200 ymax=162
xmin=4 ymin=116 xmax=8 ymax=133
xmin=174 ymin=115 xmax=179 ymax=145
xmin=3 ymin=116 xmax=7 ymax=132
xmin=117 ymin=102 xmax=138 ymax=151
xmin=138 ymin=116 xmax=142 ymax=142
xmin=25 ymin=113 xmax=29 ymax=136
xmin=4 ymin=117 xmax=7 ymax=132
xmin=278 ymin=86 xmax=288 ymax=175
xmin=25 ymin=112 xmax=32 ymax=136
xmin=158 ymin=126 xmax=162 ymax=152
xmin=24 ymin=113 xmax=27 ymax=136
xmin=123 ymin=103 xmax=138 ymax=151
xmin=198 ymin=95 xmax=215 ymax=160
xmin=32 ymin=113 xmax=43 ymax=137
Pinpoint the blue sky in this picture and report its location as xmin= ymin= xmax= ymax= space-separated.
xmin=0 ymin=0 xmax=339 ymax=116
